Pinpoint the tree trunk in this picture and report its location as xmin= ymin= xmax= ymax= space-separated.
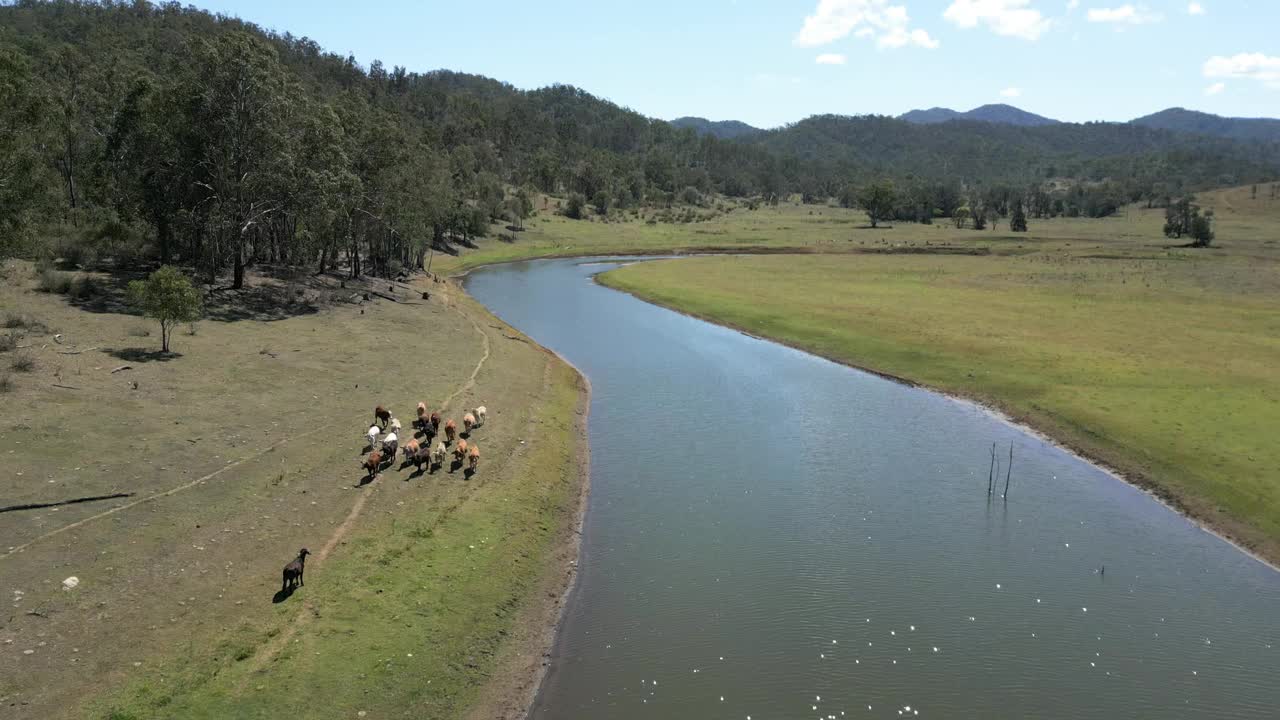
xmin=62 ymin=141 xmax=78 ymax=210
xmin=233 ymin=246 xmax=245 ymax=290
xmin=157 ymin=215 xmax=171 ymax=265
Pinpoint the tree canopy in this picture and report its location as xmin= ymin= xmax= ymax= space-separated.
xmin=0 ymin=0 xmax=1275 ymax=275
xmin=127 ymin=265 xmax=203 ymax=352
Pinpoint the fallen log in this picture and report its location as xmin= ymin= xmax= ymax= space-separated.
xmin=57 ymin=346 xmax=99 ymax=355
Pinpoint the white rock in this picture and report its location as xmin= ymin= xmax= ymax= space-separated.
xmin=62 ymin=576 xmax=80 ymax=590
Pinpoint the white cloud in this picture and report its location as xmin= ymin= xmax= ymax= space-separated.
xmin=1204 ymin=82 xmax=1225 ymax=96
xmin=880 ymin=26 xmax=940 ymax=48
xmin=815 ymin=53 xmax=848 ymax=65
xmin=795 ymin=0 xmax=939 ymax=50
xmin=1187 ymin=2 xmax=1205 ymax=15
xmin=1000 ymin=87 xmax=1023 ymax=98
xmin=911 ymin=28 xmax=941 ymax=48
xmin=1086 ymin=5 xmax=1162 ymax=24
xmin=1067 ymin=0 xmax=1080 ymax=9
xmin=1203 ymin=53 xmax=1280 ymax=89
xmin=943 ymin=1 xmax=1051 ymax=41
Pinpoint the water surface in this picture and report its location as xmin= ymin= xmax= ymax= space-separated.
xmin=466 ymin=258 xmax=1280 ymax=720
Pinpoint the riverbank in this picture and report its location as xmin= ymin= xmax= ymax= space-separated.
xmin=0 ymin=261 xmax=590 ymax=719
xmin=597 ymin=251 xmax=1280 ymax=568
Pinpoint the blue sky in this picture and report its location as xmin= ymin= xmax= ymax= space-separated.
xmin=185 ymin=1 xmax=1279 ymax=128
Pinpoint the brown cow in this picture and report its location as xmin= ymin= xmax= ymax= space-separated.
xmin=373 ymin=405 xmax=392 ymax=429
xmin=453 ymin=438 xmax=468 ymax=462
xmin=444 ymin=419 xmax=457 ymax=443
xmin=468 ymin=444 xmax=480 ymax=472
xmin=430 ymin=411 xmax=441 ymax=431
xmin=362 ymin=450 xmax=384 ymax=481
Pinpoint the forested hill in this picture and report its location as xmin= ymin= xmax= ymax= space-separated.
xmin=1130 ymin=108 xmax=1280 ymax=144
xmin=753 ymin=114 xmax=1280 ymax=194
xmin=670 ymin=117 xmax=764 ymax=140
xmin=3 ymin=0 xmax=1280 ymax=278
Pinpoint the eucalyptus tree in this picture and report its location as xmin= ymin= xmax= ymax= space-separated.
xmin=176 ymin=31 xmax=296 ymax=288
xmin=0 ymin=47 xmax=46 ymax=258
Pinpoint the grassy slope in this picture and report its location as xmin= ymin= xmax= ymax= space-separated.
xmin=434 ymin=191 xmax=1244 ymax=275
xmin=596 ymin=185 xmax=1280 ymax=561
xmin=0 ymin=265 xmax=586 ymax=719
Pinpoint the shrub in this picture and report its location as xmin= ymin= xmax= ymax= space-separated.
xmin=36 ymin=270 xmax=103 ymax=299
xmin=560 ymin=193 xmax=586 ymax=220
xmin=38 ymin=269 xmax=75 ymax=294
xmin=0 ymin=373 xmax=12 ymax=393
xmin=0 ymin=332 xmax=18 ymax=353
xmin=10 ymin=354 xmax=35 ymax=372
xmin=3 ymin=312 xmax=45 ymax=331
xmin=67 ymin=274 xmax=102 ymax=300
xmin=51 ymin=234 xmax=97 ymax=268
xmin=128 ymin=326 xmax=151 ymax=337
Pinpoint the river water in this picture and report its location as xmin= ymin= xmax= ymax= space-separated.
xmin=465 ymin=258 xmax=1280 ymax=720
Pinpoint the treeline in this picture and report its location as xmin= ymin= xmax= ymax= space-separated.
xmin=836 ymin=176 xmax=1143 ymax=226
xmin=1 ymin=0 xmax=768 ymax=281
xmin=759 ymin=115 xmax=1280 ymax=205
xmin=2 ymin=0 xmax=1278 ymax=280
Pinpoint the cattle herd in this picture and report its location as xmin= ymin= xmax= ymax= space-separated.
xmin=280 ymin=402 xmax=488 ymax=594
xmin=361 ymin=402 xmax=487 ymax=482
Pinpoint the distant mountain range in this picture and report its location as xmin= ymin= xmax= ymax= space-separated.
xmin=671 ymin=105 xmax=1280 ymax=144
xmin=900 ymin=104 xmax=1061 ymax=127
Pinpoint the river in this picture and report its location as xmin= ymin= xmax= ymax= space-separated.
xmin=465 ymin=257 xmax=1280 ymax=720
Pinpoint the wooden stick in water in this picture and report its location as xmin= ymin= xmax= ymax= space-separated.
xmin=1003 ymin=443 xmax=1014 ymax=499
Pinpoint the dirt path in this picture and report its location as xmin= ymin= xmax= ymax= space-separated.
xmin=3 ymin=281 xmax=494 ymax=563
xmin=1 ymin=267 xmax=589 ymax=720
xmin=2 ymin=422 xmax=338 ymax=559
xmin=242 ymin=282 xmax=497 ymax=676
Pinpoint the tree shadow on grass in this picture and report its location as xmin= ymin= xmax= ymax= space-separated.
xmin=202 ymin=284 xmax=320 ymax=323
xmin=56 ymin=268 xmax=326 ymax=324
xmin=105 ymin=347 xmax=183 ymax=363
xmin=66 ymin=271 xmax=144 ymax=316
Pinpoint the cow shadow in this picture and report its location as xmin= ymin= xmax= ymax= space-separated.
xmin=272 ymin=585 xmax=297 ymax=604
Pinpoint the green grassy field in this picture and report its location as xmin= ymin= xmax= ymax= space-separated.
xmin=0 ymin=263 xmax=587 ymax=719
xmin=436 ymin=186 xmax=1280 ymax=275
xmin=590 ymin=185 xmax=1280 ymax=561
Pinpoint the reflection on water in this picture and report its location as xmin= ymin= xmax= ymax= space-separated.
xmin=466 ymin=258 xmax=1280 ymax=720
